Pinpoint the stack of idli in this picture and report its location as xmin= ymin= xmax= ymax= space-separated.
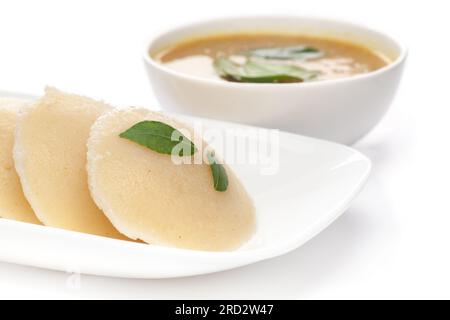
xmin=0 ymin=87 xmax=255 ymax=251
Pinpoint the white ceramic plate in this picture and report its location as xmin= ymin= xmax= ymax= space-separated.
xmin=0 ymin=90 xmax=371 ymax=279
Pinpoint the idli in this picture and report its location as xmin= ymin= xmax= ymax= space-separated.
xmin=0 ymin=98 xmax=40 ymax=224
xmin=14 ymin=88 xmax=127 ymax=239
xmin=87 ymin=108 xmax=255 ymax=251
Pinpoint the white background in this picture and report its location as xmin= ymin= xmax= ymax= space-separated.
xmin=0 ymin=0 xmax=448 ymax=299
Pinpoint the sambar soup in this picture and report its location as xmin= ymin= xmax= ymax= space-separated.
xmin=154 ymin=33 xmax=391 ymax=83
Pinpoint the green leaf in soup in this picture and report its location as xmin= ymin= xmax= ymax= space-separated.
xmin=246 ymin=46 xmax=324 ymax=60
xmin=207 ymin=151 xmax=228 ymax=192
xmin=119 ymin=120 xmax=197 ymax=156
xmin=213 ymin=56 xmax=245 ymax=81
xmin=244 ymin=59 xmax=320 ymax=82
xmin=213 ymin=56 xmax=320 ymax=83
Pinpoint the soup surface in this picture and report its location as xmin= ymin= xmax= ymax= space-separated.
xmin=154 ymin=33 xmax=390 ymax=83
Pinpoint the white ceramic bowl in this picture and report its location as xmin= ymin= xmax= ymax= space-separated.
xmin=144 ymin=16 xmax=407 ymax=145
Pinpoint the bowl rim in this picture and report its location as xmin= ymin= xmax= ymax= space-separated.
xmin=143 ymin=15 xmax=408 ymax=89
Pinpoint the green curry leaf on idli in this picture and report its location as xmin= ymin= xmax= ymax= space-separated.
xmin=119 ymin=120 xmax=197 ymax=156
xmin=207 ymin=151 xmax=229 ymax=192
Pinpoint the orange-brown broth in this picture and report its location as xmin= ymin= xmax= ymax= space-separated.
xmin=154 ymin=33 xmax=389 ymax=81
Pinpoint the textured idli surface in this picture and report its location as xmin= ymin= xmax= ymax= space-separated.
xmin=13 ymin=88 xmax=127 ymax=239
xmin=0 ymin=98 xmax=40 ymax=224
xmin=87 ymin=108 xmax=256 ymax=251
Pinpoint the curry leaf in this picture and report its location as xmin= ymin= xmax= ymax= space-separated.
xmin=207 ymin=151 xmax=228 ymax=192
xmin=244 ymin=59 xmax=319 ymax=82
xmin=119 ymin=120 xmax=197 ymax=156
xmin=245 ymin=46 xmax=323 ymax=60
xmin=213 ymin=56 xmax=245 ymax=81
xmin=214 ymin=56 xmax=320 ymax=83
